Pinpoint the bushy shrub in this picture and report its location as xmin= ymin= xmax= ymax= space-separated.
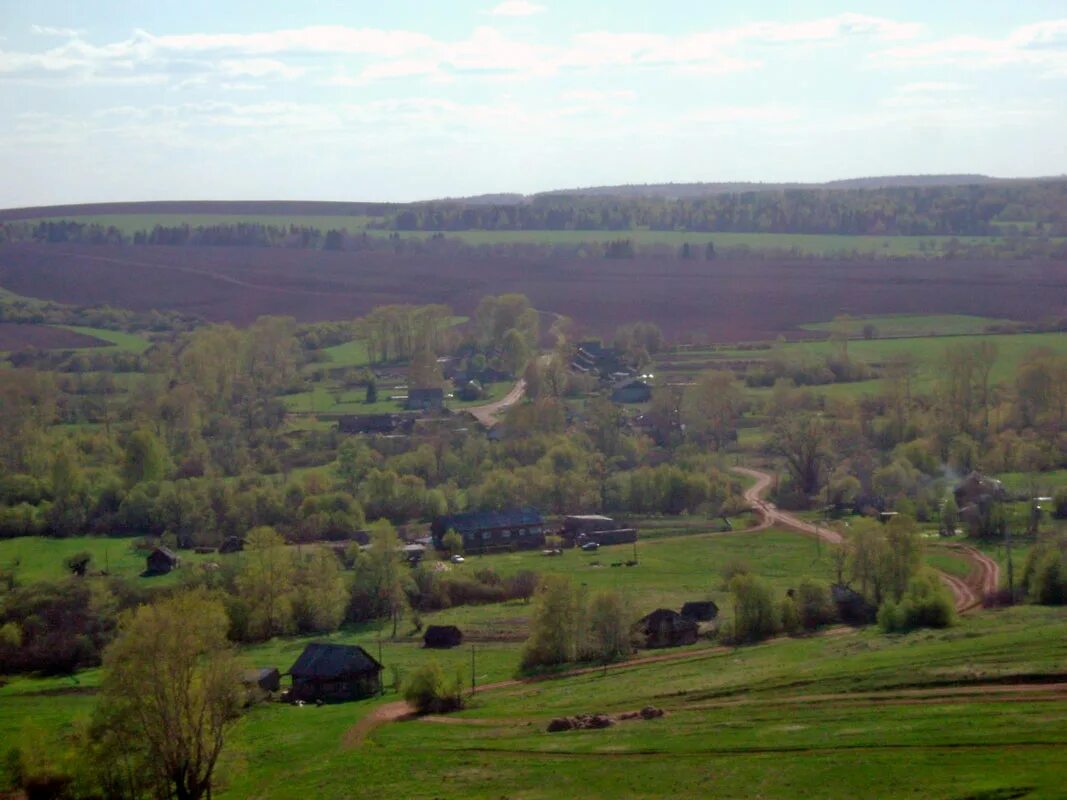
xmin=402 ymin=661 xmax=464 ymax=714
xmin=1022 ymin=536 xmax=1067 ymax=605
xmin=729 ymin=573 xmax=780 ymax=643
xmin=878 ymin=571 xmax=956 ymax=633
xmin=794 ymin=580 xmax=837 ymax=630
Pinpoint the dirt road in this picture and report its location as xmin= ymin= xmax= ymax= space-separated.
xmin=732 ymin=466 xmax=997 ymax=613
xmin=467 ymin=378 xmax=526 ymax=428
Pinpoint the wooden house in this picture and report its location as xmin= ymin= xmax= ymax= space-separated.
xmin=611 ymin=378 xmax=652 ymax=404
xmin=405 ymin=388 xmax=444 ymax=412
xmin=680 ymin=600 xmax=719 ymax=622
xmin=561 ymin=515 xmax=638 ymax=547
xmin=288 ymin=643 xmax=382 ymax=703
xmin=423 ymin=625 xmax=463 ymax=649
xmin=146 ymin=546 xmax=180 ymax=575
xmin=431 ymin=507 xmax=545 ymax=553
xmin=636 ymin=609 xmax=699 ymax=648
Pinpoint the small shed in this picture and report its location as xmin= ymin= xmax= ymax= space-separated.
xmin=219 ymin=536 xmax=245 ymax=554
xmin=406 ymin=388 xmax=444 ymax=412
xmin=146 ymin=546 xmax=180 ymax=575
xmin=831 ymin=584 xmax=876 ymax=625
xmin=289 ymin=643 xmax=383 ymax=703
xmin=242 ymin=667 xmax=281 ymax=693
xmin=636 ymin=609 xmax=699 ymax=649
xmin=953 ymin=471 xmax=1006 ymax=506
xmin=680 ymin=601 xmax=719 ymax=622
xmin=423 ymin=625 xmax=463 ymax=649
xmin=611 ymin=378 xmax=652 ymax=404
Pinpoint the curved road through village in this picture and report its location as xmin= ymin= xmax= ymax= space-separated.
xmin=732 ymin=466 xmax=1000 ymax=614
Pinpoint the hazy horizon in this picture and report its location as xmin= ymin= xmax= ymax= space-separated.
xmin=3 ymin=0 xmax=1067 ymax=208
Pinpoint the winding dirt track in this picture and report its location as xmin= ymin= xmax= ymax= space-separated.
xmin=467 ymin=378 xmax=526 ymax=429
xmin=732 ymin=466 xmax=998 ymax=614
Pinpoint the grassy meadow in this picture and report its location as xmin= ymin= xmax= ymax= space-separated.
xmin=212 ymin=604 xmax=1067 ymax=799
xmin=20 ymin=212 xmax=1039 ymax=256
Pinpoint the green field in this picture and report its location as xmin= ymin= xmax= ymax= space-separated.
xmin=31 ymin=214 xmax=380 ymax=235
xmin=20 ymin=214 xmax=1042 ymax=256
xmin=800 ymin=313 xmax=1016 ymax=338
xmin=60 ymin=325 xmax=153 ymax=353
xmin=6 ymin=521 xmax=1067 ymax=797
xmin=218 ymin=605 xmax=1067 ymax=798
xmin=321 ymin=338 xmax=371 ymax=367
xmin=283 ymin=381 xmax=512 ymax=416
xmin=659 ymin=331 xmax=1067 ymax=402
xmin=0 ymin=535 xmax=221 ymax=585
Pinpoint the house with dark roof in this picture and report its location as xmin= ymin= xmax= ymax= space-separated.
xmin=337 ymin=413 xmax=417 ymax=435
xmin=680 ymin=601 xmax=719 ymax=622
xmin=405 ymin=387 xmax=444 ymax=412
xmin=288 ymin=643 xmax=382 ymax=703
xmin=431 ymin=507 xmax=545 ymax=553
xmin=560 ymin=515 xmax=638 ymax=547
xmin=146 ymin=546 xmax=180 ymax=575
xmin=423 ymin=625 xmax=463 ymax=649
xmin=611 ymin=377 xmax=652 ymax=404
xmin=635 ymin=609 xmax=698 ymax=648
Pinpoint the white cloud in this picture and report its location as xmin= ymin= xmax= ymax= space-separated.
xmin=30 ymin=25 xmax=84 ymax=38
xmin=875 ymin=19 xmax=1067 ymax=77
xmin=489 ymin=1 xmax=546 ymax=17
xmin=0 ymin=13 xmax=928 ymax=88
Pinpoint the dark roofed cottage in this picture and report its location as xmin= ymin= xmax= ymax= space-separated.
xmin=431 ymin=507 xmax=545 ymax=553
xmin=423 ymin=625 xmax=463 ymax=649
xmin=636 ymin=609 xmax=699 ymax=648
xmin=288 ymin=643 xmax=383 ymax=703
xmin=146 ymin=546 xmax=180 ymax=575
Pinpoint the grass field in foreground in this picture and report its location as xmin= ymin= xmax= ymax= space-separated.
xmin=213 ymin=605 xmax=1067 ymax=799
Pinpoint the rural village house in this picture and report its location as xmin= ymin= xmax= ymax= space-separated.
xmin=405 ymin=387 xmax=444 ymax=412
xmin=145 ymin=546 xmax=180 ymax=575
xmin=635 ymin=608 xmax=699 ymax=648
xmin=560 ymin=514 xmax=638 ymax=547
xmin=423 ymin=625 xmax=463 ymax=649
xmin=680 ymin=601 xmax=719 ymax=622
xmin=431 ymin=507 xmax=546 ymax=553
xmin=288 ymin=643 xmax=383 ymax=703
xmin=611 ymin=377 xmax=653 ymax=404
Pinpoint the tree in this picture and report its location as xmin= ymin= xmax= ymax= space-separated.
xmin=366 ymin=378 xmax=378 ymax=404
xmin=235 ymin=526 xmax=297 ymax=640
xmin=522 ymin=575 xmax=578 ymax=668
xmin=355 ymin=520 xmax=408 ymax=638
xmin=729 ymin=573 xmax=779 ymax=643
xmin=442 ymin=528 xmax=463 ymax=557
xmin=122 ymin=428 xmax=169 ymax=486
xmin=500 ymin=328 xmax=531 ymax=376
xmin=769 ymin=412 xmax=833 ymax=498
xmin=64 ymin=551 xmax=92 ymax=577
xmin=586 ymin=590 xmax=633 ymax=662
xmin=293 ymin=548 xmax=348 ymax=633
xmin=683 ymin=371 xmax=743 ymax=449
xmin=97 ymin=589 xmax=239 ymax=800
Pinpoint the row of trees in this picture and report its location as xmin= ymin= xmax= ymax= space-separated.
xmin=389 ymin=182 xmax=1067 ymax=237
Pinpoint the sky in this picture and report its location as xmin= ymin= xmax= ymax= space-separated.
xmin=2 ymin=0 xmax=1066 ymax=207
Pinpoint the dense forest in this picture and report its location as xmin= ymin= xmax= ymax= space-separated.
xmin=393 ymin=181 xmax=1067 ymax=236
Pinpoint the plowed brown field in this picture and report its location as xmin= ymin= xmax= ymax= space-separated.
xmin=1 ymin=243 xmax=1064 ymax=339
